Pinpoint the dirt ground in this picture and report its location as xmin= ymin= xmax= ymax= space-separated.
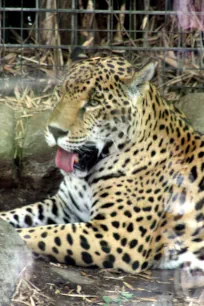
xmin=10 ymin=259 xmax=204 ymax=306
xmin=1 ymin=188 xmax=204 ymax=306
xmin=0 ymin=180 xmax=60 ymax=212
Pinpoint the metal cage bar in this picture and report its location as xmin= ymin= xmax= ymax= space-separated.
xmin=0 ymin=0 xmax=203 ymax=94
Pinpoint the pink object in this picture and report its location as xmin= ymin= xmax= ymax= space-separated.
xmin=55 ymin=147 xmax=77 ymax=172
xmin=174 ymin=0 xmax=204 ymax=31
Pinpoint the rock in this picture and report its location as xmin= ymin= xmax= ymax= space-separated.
xmin=20 ymin=111 xmax=62 ymax=192
xmin=177 ymin=93 xmax=204 ymax=134
xmin=22 ymin=111 xmax=52 ymax=157
xmin=51 ymin=266 xmax=94 ymax=285
xmin=0 ymin=219 xmax=32 ymax=305
xmin=0 ymin=104 xmax=15 ymax=188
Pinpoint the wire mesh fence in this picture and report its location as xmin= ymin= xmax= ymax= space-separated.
xmin=0 ymin=0 xmax=204 ymax=100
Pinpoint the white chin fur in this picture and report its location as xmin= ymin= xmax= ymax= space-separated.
xmin=45 ymin=131 xmax=56 ymax=147
xmin=93 ymin=139 xmax=105 ymax=155
xmin=61 ymin=169 xmax=88 ymax=178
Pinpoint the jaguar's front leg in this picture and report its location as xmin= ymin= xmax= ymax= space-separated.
xmin=17 ymin=220 xmax=149 ymax=273
xmin=0 ymin=175 xmax=92 ymax=228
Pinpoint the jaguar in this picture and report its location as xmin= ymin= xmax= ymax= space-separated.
xmin=1 ymin=47 xmax=204 ymax=273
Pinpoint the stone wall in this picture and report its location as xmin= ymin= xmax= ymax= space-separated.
xmin=0 ymin=104 xmax=62 ymax=210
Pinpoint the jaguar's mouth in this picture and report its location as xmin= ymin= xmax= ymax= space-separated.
xmin=55 ymin=145 xmax=100 ymax=173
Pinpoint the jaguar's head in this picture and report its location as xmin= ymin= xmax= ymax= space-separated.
xmin=46 ymin=47 xmax=155 ymax=176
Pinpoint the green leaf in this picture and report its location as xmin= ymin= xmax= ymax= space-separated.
xmin=103 ymin=296 xmax=112 ymax=303
xmin=112 ymin=297 xmax=122 ymax=303
xmin=120 ymin=292 xmax=134 ymax=299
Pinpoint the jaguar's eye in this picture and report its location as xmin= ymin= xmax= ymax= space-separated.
xmin=88 ymin=100 xmax=100 ymax=107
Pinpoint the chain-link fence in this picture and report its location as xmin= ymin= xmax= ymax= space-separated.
xmin=0 ymin=0 xmax=204 ymax=98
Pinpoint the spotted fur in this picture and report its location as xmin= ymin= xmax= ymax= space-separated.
xmin=1 ymin=49 xmax=204 ymax=273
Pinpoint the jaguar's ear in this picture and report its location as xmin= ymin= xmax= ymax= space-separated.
xmin=136 ymin=63 xmax=155 ymax=84
xmin=126 ymin=63 xmax=156 ymax=87
xmin=70 ymin=47 xmax=88 ymax=62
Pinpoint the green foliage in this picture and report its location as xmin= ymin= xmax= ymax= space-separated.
xmin=103 ymin=291 xmax=134 ymax=305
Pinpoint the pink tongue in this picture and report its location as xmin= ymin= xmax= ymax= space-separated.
xmin=55 ymin=148 xmax=77 ymax=172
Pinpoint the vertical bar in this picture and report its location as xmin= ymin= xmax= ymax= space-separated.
xmin=198 ymin=1 xmax=204 ymax=90
xmin=129 ymin=0 xmax=131 ymax=47
xmin=162 ymin=0 xmax=169 ymax=93
xmin=71 ymin=0 xmax=77 ymax=45
xmin=177 ymin=9 xmax=181 ymax=88
xmin=107 ymin=0 xmax=111 ymax=44
xmin=20 ymin=0 xmax=23 ymax=88
xmin=133 ymin=0 xmax=137 ymax=40
xmin=93 ymin=0 xmax=96 ymax=45
xmin=2 ymin=0 xmax=5 ymax=44
xmin=55 ymin=0 xmax=59 ymax=74
xmin=199 ymin=31 xmax=203 ymax=90
xmin=35 ymin=0 xmax=39 ymax=43
xmin=0 ymin=0 xmax=2 ymax=75
xmin=2 ymin=0 xmax=5 ymax=91
xmin=36 ymin=0 xmax=40 ymax=95
xmin=0 ymin=0 xmax=2 ymax=45
xmin=75 ymin=0 xmax=78 ymax=45
xmin=110 ymin=0 xmax=113 ymax=44
xmin=143 ymin=0 xmax=149 ymax=48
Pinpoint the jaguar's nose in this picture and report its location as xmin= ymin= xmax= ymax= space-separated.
xmin=48 ymin=125 xmax=68 ymax=142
